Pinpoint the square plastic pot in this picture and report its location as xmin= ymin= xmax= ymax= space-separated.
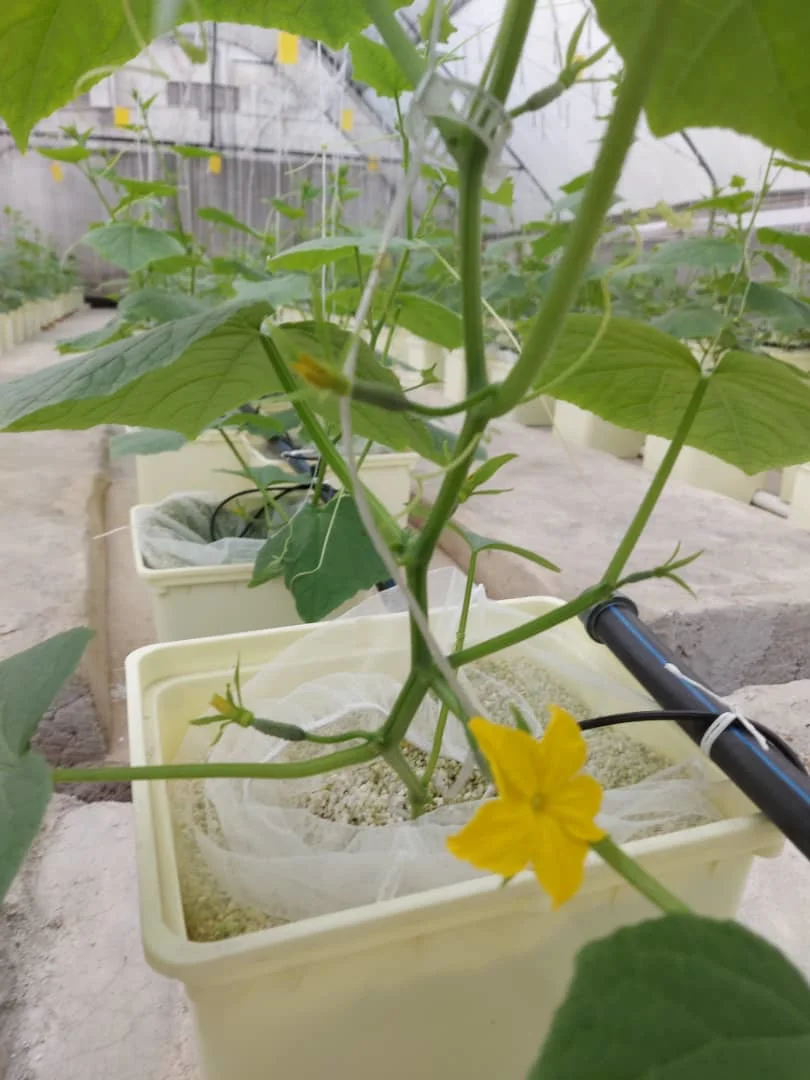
xmin=131 ymin=429 xmax=260 ymax=505
xmin=643 ymin=436 xmax=765 ymax=503
xmin=554 ymin=401 xmax=644 ymax=458
xmin=788 ymin=464 xmax=810 ymax=529
xmin=131 ymin=503 xmax=302 ymax=642
xmin=127 ymin=597 xmax=780 ymax=1080
xmin=324 ymin=451 xmax=419 ymax=518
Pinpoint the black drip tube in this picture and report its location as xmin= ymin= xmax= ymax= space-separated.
xmin=583 ymin=595 xmax=810 ymax=861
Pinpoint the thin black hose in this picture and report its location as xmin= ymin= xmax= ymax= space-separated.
xmin=579 ymin=709 xmax=808 ymax=775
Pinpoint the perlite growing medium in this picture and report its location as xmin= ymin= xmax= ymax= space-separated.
xmin=169 ymin=652 xmax=719 ymax=941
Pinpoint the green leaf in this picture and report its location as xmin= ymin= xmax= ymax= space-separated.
xmin=419 ymin=0 xmax=456 ymax=43
xmin=535 ymin=314 xmax=810 ymax=473
xmin=449 ymin=523 xmax=560 ymax=573
xmin=271 ymin=198 xmax=305 ymax=220
xmin=758 ymin=227 xmax=810 ymax=264
xmin=116 ymin=177 xmax=178 ymax=199
xmin=268 ymin=233 xmax=415 ymax=273
xmin=197 ymin=206 xmax=263 ymax=239
xmin=228 ymin=408 xmax=300 ymax=439
xmin=209 ymin=258 xmax=268 ymax=281
xmin=530 ymin=223 xmax=571 ymax=262
xmin=0 ymin=628 xmax=94 ymax=902
xmin=0 ymin=1 xmax=406 ymax=149
xmin=118 ymin=288 xmax=207 ymax=324
xmin=0 ymin=301 xmax=276 ymax=438
xmin=270 ymin=321 xmax=448 ymax=462
xmin=349 ymin=33 xmax=413 ymax=98
xmin=530 ymin=915 xmax=810 ymax=1079
xmin=332 ymin=288 xmax=463 ymax=349
xmin=559 ymin=170 xmax=591 ymax=195
xmin=81 ymin=223 xmax=186 ymax=272
xmin=652 ymin=306 xmax=726 ymax=340
xmin=56 ymin=316 xmax=131 ymax=354
xmin=171 ymin=144 xmax=221 ymax=159
xmin=593 ymin=0 xmax=810 ymax=160
xmin=250 ymin=496 xmax=388 ymax=621
xmin=232 ymin=275 xmax=311 ymax=307
xmin=36 ymin=145 xmax=91 ymax=162
xmin=774 ymin=158 xmax=810 ymax=178
xmin=0 ymin=628 xmax=94 ymax=756
xmin=460 ymin=453 xmax=517 ymax=502
xmin=650 ymin=237 xmax=742 ymax=271
xmin=109 ymin=428 xmax=188 ymax=459
xmin=745 ymin=282 xmax=810 ymax=332
xmin=420 ymin=164 xmax=514 ymax=207
xmin=690 ymin=191 xmax=754 ymax=213
xmin=227 ymin=463 xmax=299 ymax=488
xmin=148 ymin=253 xmax=203 ymax=275
xmin=702 ymin=349 xmax=810 ymax=471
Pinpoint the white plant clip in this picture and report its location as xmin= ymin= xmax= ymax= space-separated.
xmin=406 ymin=71 xmax=513 ymax=186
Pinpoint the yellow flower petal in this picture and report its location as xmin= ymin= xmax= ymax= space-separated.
xmin=533 ymin=706 xmax=588 ymax=796
xmin=545 ymin=774 xmax=606 ymax=843
xmin=446 ymin=798 xmax=533 ymax=879
xmin=530 ymin=814 xmax=591 ymax=908
xmin=469 ymin=716 xmax=543 ymax=802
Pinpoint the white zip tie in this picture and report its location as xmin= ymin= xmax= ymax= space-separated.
xmin=663 ymin=662 xmax=770 ymax=757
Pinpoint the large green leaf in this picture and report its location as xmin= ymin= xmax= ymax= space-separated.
xmin=745 ymin=282 xmax=810 ymax=332
xmin=701 ymin=349 xmax=810 ymax=471
xmin=109 ymin=428 xmax=188 ymax=459
xmin=0 ymin=628 xmax=93 ymax=902
xmin=650 ymin=237 xmax=742 ymax=271
xmin=759 ymin=227 xmax=810 ymax=264
xmin=530 ymin=915 xmax=810 ymax=1079
xmin=250 ymin=496 xmax=388 ymax=621
xmin=36 ymin=145 xmax=91 ymax=163
xmin=0 ymin=301 xmax=277 ymax=437
xmin=652 ymin=306 xmax=726 ymax=340
xmin=0 ymin=0 xmax=405 ymax=149
xmin=268 ymin=233 xmax=415 ymax=273
xmin=593 ymin=0 xmax=810 ymax=160
xmin=81 ymin=223 xmax=186 ymax=272
xmin=270 ymin=321 xmax=449 ymax=462
xmin=535 ymin=315 xmax=701 ymax=432
xmin=535 ymin=314 xmax=810 ymax=473
xmin=349 ymin=33 xmax=413 ymax=98
xmin=232 ymin=275 xmax=311 ymax=307
xmin=197 ymin=206 xmax=263 ymax=239
xmin=118 ymin=288 xmax=207 ymax=324
xmin=331 ymin=288 xmax=463 ymax=349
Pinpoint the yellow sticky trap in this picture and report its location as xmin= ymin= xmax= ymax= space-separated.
xmin=49 ymin=162 xmax=64 ymax=183
xmin=208 ymin=154 xmax=222 ymax=175
xmin=341 ymin=108 xmax=354 ymax=133
xmin=368 ymin=156 xmax=379 ymax=173
xmin=114 ymin=106 xmax=130 ymax=128
xmin=277 ymin=31 xmax=299 ymax=65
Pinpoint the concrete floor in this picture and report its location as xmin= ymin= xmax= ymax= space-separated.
xmin=1 ymin=317 xmax=809 ymax=1077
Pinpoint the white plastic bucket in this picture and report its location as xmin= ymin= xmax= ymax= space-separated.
xmin=127 ymin=597 xmax=780 ymax=1080
xmin=554 ymin=401 xmax=644 ymax=458
xmin=324 ymin=451 xmax=418 ymax=519
xmin=643 ymin=436 xmax=764 ymax=503
xmin=132 ymin=429 xmax=260 ymax=505
xmin=445 ymin=350 xmax=555 ymax=427
xmin=131 ymin=503 xmax=302 ymax=642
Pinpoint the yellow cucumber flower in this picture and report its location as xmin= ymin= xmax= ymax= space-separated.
xmin=447 ymin=708 xmax=606 ymax=907
xmin=292 ymin=353 xmax=350 ymax=394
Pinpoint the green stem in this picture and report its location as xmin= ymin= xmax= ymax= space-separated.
xmin=259 ymin=335 xmax=401 ymax=548
xmin=80 ymin=164 xmax=114 ymax=218
xmin=601 ymin=376 xmax=709 ymax=584
xmin=451 ymin=584 xmax=611 ymax=668
xmin=395 ymin=95 xmax=414 ymax=243
xmin=458 ymin=150 xmax=488 ymax=395
xmin=382 ymin=743 xmax=427 ymax=814
xmin=361 ymin=0 xmax=426 ymax=89
xmin=490 ymin=0 xmax=673 ymax=417
xmin=593 ymin=836 xmax=692 ymax=914
xmin=53 ymin=742 xmax=378 ymax=785
xmin=485 ymin=0 xmax=538 ymax=103
xmin=380 ymin=668 xmax=431 ymax=747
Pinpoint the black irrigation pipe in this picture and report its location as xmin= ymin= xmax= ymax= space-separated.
xmin=583 ymin=594 xmax=810 ymax=861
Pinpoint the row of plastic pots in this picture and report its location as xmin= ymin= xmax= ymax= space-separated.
xmin=0 ymin=291 xmax=84 ymax=353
